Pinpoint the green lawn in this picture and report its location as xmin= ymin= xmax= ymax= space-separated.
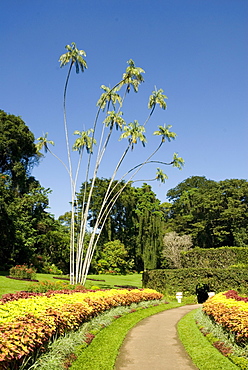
xmin=0 ymin=272 xmax=142 ymax=297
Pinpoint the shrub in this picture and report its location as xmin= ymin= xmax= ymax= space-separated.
xmin=203 ymin=290 xmax=248 ymax=343
xmin=41 ymin=262 xmax=63 ymax=275
xmin=9 ymin=264 xmax=36 ymax=280
xmin=181 ymin=247 xmax=248 ymax=269
xmin=96 ymin=240 xmax=133 ymax=275
xmin=142 ymin=268 xmax=248 ymax=295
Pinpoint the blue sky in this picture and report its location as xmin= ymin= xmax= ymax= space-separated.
xmin=1 ymin=0 xmax=247 ymax=218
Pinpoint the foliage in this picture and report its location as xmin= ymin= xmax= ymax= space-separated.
xmin=134 ymin=184 xmax=166 ymax=270
xmin=195 ymin=308 xmax=248 ymax=368
xmin=77 ymin=180 xmax=166 ymax=272
xmin=162 ymin=231 xmax=192 ymax=268
xmin=76 ymin=178 xmax=136 ymax=251
xmin=166 ymin=176 xmax=248 ymax=249
xmin=0 ymin=110 xmax=39 ymax=193
xmin=142 ymin=268 xmax=248 ymax=295
xmin=0 ymin=288 xmax=162 ymax=368
xmin=31 ymin=301 xmax=177 ymax=370
xmin=0 ymin=110 xmax=70 ymax=270
xmin=37 ymin=42 xmax=184 ymax=284
xmin=96 ymin=240 xmax=133 ymax=274
xmin=9 ymin=264 xmax=36 ymax=280
xmin=203 ymin=291 xmax=248 ymax=344
xmin=41 ymin=263 xmax=63 ymax=275
xmin=181 ymin=246 xmax=248 ymax=269
xmin=178 ymin=309 xmax=238 ymax=370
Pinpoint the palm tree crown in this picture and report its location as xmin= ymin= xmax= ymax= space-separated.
xmin=153 ymin=124 xmax=177 ymax=142
xmin=103 ymin=111 xmax=125 ymax=130
xmin=73 ymin=129 xmax=96 ymax=154
xmin=148 ymin=87 xmax=168 ymax=110
xmin=36 ymin=133 xmax=55 ymax=153
xmin=156 ymin=168 xmax=168 ymax=183
xmin=97 ymin=85 xmax=122 ymax=111
xmin=121 ymin=59 xmax=145 ymax=93
xmin=59 ymin=42 xmax=87 ymax=73
xmin=119 ymin=120 xmax=147 ymax=149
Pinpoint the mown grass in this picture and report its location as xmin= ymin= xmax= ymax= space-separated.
xmin=0 ymin=272 xmax=142 ymax=297
xmin=83 ymin=273 xmax=142 ymax=289
xmin=70 ymin=302 xmax=181 ymax=370
xmin=177 ymin=308 xmax=238 ymax=370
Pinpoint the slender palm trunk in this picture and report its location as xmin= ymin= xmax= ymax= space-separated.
xmin=63 ymin=62 xmax=76 ymax=285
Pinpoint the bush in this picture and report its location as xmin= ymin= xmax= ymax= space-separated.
xmin=142 ymin=268 xmax=248 ymax=295
xmin=9 ymin=264 xmax=36 ymax=280
xmin=96 ymin=240 xmax=134 ymax=275
xmin=41 ymin=262 xmax=63 ymax=275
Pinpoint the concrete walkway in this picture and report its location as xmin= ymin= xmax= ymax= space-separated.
xmin=115 ymin=304 xmax=201 ymax=370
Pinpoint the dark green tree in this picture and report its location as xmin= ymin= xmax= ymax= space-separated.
xmin=0 ymin=174 xmax=51 ymax=266
xmin=167 ymin=176 xmax=248 ymax=248
xmin=0 ymin=110 xmax=70 ymax=269
xmin=77 ymin=178 xmax=136 ymax=246
xmin=134 ymin=184 xmax=165 ymax=270
xmin=77 ymin=179 xmax=165 ymax=271
xmin=0 ymin=110 xmax=39 ymax=194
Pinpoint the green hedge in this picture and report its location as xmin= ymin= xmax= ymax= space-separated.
xmin=181 ymin=246 xmax=248 ymax=269
xmin=142 ymin=268 xmax=248 ymax=295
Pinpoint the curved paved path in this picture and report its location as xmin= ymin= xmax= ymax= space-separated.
xmin=115 ymin=304 xmax=201 ymax=370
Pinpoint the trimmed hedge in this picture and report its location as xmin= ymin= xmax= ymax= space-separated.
xmin=181 ymin=246 xmax=248 ymax=269
xmin=142 ymin=268 xmax=248 ymax=295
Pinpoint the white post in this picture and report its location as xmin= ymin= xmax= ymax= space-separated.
xmin=176 ymin=292 xmax=183 ymax=303
xmin=208 ymin=292 xmax=215 ymax=298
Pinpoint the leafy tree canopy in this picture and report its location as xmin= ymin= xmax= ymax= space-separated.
xmin=0 ymin=110 xmax=69 ymax=269
xmin=0 ymin=110 xmax=39 ymax=194
xmin=166 ymin=176 xmax=248 ymax=248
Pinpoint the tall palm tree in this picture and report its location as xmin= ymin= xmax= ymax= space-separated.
xmin=59 ymin=42 xmax=87 ymax=75
xmin=73 ymin=128 xmax=96 ymax=190
xmin=172 ymin=152 xmax=185 ymax=169
xmin=59 ymin=42 xmax=87 ymax=284
xmin=156 ymin=168 xmax=168 ymax=183
xmin=59 ymin=42 xmax=88 ymax=175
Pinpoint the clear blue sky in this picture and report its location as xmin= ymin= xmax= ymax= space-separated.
xmin=1 ymin=0 xmax=247 ymax=218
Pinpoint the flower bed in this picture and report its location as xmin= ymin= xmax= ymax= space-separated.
xmin=9 ymin=265 xmax=36 ymax=280
xmin=0 ymin=288 xmax=162 ymax=368
xmin=203 ymin=290 xmax=248 ymax=343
